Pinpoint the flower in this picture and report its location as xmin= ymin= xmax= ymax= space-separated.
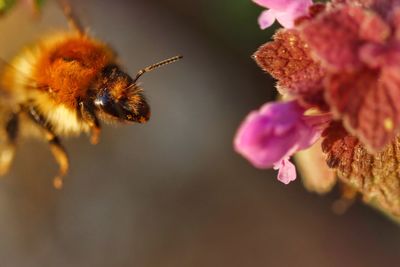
xmin=234 ymin=100 xmax=330 ymax=184
xmin=300 ymin=5 xmax=400 ymax=151
xmin=253 ymin=0 xmax=313 ymax=29
xmin=240 ymin=0 xmax=400 ymax=182
xmin=239 ymin=0 xmax=400 ymax=219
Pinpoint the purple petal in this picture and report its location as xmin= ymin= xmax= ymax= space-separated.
xmin=297 ymin=114 xmax=332 ymax=149
xmin=234 ymin=100 xmax=330 ymax=173
xmin=234 ymin=107 xmax=298 ymax=167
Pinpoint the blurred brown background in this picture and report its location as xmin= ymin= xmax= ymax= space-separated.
xmin=0 ymin=0 xmax=399 ymax=266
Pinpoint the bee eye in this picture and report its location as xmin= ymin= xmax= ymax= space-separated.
xmin=93 ymin=90 xmax=110 ymax=107
xmin=93 ymin=88 xmax=150 ymax=123
xmin=93 ymin=89 xmax=130 ymax=120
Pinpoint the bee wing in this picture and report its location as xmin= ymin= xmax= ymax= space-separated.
xmin=0 ymin=59 xmax=14 ymax=101
xmin=0 ymin=59 xmax=22 ymax=128
xmin=0 ymin=59 xmax=27 ymax=132
xmin=0 ymin=59 xmax=21 ymax=174
xmin=0 ymin=57 xmax=41 ymax=104
xmin=0 ymin=58 xmax=45 ymax=140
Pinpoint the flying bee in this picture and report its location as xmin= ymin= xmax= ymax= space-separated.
xmin=0 ymin=1 xmax=182 ymax=189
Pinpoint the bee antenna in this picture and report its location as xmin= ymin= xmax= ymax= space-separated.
xmin=133 ymin=55 xmax=183 ymax=83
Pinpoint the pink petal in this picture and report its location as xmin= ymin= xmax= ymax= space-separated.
xmin=254 ymin=0 xmax=312 ymax=29
xmin=301 ymin=7 xmax=366 ymax=70
xmin=326 ymin=67 xmax=400 ymax=152
xmin=274 ymin=158 xmax=297 ymax=184
xmin=359 ymin=42 xmax=400 ymax=69
xmin=258 ymin=9 xmax=277 ymax=29
xmin=358 ymin=11 xmax=390 ymax=43
xmin=274 ymin=9 xmax=299 ymax=28
xmin=390 ymin=7 xmax=400 ymax=39
xmin=274 ymin=2 xmax=312 ymax=28
xmin=253 ymin=0 xmax=311 ymax=12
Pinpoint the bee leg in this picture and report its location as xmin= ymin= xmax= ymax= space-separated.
xmin=79 ymin=101 xmax=101 ymax=145
xmin=58 ymin=0 xmax=85 ymax=35
xmin=26 ymin=106 xmax=69 ymax=189
xmin=0 ymin=113 xmax=19 ymax=176
xmin=47 ymin=135 xmax=69 ymax=189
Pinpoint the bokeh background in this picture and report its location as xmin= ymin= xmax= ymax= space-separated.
xmin=0 ymin=0 xmax=400 ymax=266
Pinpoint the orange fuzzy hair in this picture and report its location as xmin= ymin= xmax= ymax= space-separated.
xmin=34 ymin=35 xmax=115 ymax=108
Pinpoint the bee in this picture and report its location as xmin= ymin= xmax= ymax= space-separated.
xmin=0 ymin=1 xmax=182 ymax=189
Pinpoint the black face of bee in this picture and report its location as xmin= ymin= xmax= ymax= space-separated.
xmin=93 ymin=65 xmax=150 ymax=123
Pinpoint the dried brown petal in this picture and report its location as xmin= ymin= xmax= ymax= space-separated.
xmin=322 ymin=122 xmax=400 ymax=219
xmin=326 ymin=67 xmax=400 ymax=152
xmin=253 ymin=29 xmax=326 ymax=109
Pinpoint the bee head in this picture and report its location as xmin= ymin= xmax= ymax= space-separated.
xmin=92 ymin=64 xmax=150 ymax=123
